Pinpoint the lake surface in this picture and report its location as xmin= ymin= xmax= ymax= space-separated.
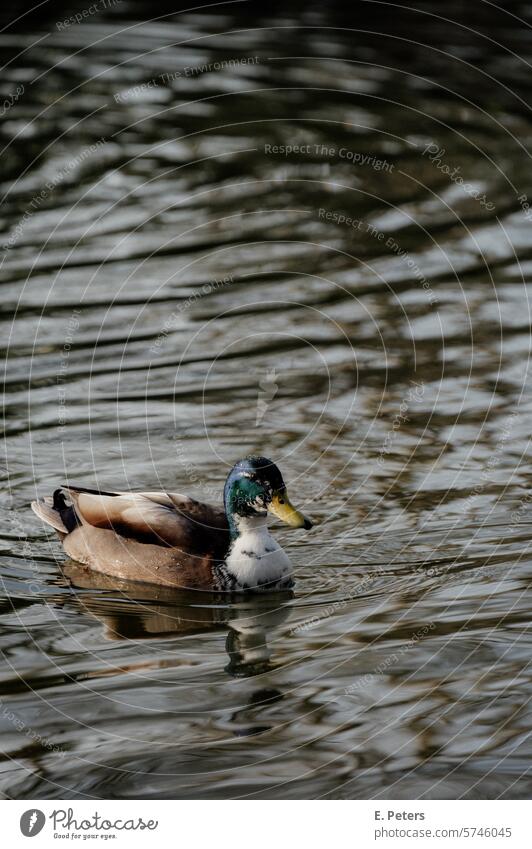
xmin=1 ymin=0 xmax=532 ymax=799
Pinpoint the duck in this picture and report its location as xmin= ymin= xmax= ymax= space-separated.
xmin=31 ymin=456 xmax=313 ymax=592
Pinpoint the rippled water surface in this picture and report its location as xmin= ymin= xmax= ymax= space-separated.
xmin=1 ymin=0 xmax=532 ymax=799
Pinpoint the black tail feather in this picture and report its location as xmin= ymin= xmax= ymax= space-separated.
xmin=53 ymin=488 xmax=80 ymax=532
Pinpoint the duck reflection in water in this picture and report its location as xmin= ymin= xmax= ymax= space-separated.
xmin=62 ymin=561 xmax=292 ymax=679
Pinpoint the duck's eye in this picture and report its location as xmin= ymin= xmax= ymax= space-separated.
xmin=278 ymin=498 xmax=285 ymax=504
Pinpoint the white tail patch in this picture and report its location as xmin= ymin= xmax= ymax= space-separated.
xmin=31 ymin=500 xmax=68 ymax=533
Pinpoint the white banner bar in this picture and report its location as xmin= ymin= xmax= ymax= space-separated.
xmin=1 ymin=799 xmax=531 ymax=848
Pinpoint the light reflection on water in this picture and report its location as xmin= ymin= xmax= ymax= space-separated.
xmin=1 ymin=0 xmax=532 ymax=799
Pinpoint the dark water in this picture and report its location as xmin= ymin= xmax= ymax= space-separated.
xmin=1 ymin=0 xmax=532 ymax=799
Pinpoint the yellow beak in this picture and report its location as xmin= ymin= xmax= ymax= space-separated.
xmin=268 ymin=490 xmax=313 ymax=529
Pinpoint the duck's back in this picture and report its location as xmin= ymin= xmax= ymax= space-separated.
xmin=32 ymin=485 xmax=230 ymax=590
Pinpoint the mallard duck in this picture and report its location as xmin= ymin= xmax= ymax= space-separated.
xmin=31 ymin=456 xmax=313 ymax=592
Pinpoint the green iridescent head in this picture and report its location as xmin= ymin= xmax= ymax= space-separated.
xmin=223 ymin=456 xmax=312 ymax=537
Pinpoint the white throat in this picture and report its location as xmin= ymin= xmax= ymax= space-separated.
xmin=225 ymin=513 xmax=293 ymax=590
